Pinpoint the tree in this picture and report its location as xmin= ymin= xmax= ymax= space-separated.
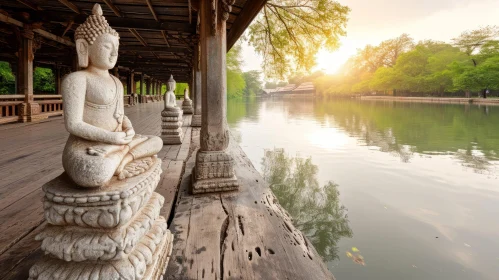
xmin=0 ymin=61 xmax=15 ymax=94
xmin=226 ymin=44 xmax=246 ymax=99
xmin=33 ymin=67 xmax=55 ymax=93
xmin=452 ymin=26 xmax=499 ymax=66
xmin=242 ymin=70 xmax=262 ymax=96
xmin=265 ymin=81 xmax=277 ymax=89
xmin=248 ymin=0 xmax=350 ymax=79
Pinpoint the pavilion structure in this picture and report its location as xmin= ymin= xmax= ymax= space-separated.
xmin=0 ymin=0 xmax=264 ymax=124
xmin=0 ymin=1 xmax=337 ymax=279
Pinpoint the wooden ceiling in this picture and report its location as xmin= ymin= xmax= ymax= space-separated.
xmin=0 ymin=0 xmax=266 ymax=82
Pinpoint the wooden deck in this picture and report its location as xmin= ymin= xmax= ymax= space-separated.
xmin=0 ymin=102 xmax=333 ymax=280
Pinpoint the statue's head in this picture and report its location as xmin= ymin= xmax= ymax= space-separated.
xmin=75 ymin=4 xmax=120 ymax=69
xmin=167 ymin=75 xmax=176 ymax=92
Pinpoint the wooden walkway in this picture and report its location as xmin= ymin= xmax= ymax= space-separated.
xmin=0 ymin=102 xmax=333 ymax=279
xmin=0 ymin=102 xmax=191 ymax=279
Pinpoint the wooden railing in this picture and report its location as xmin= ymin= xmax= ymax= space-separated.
xmin=0 ymin=94 xmax=63 ymax=124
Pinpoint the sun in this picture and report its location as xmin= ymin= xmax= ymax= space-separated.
xmin=314 ymin=41 xmax=358 ymax=74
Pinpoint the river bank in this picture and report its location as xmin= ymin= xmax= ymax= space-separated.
xmin=359 ymin=95 xmax=499 ymax=105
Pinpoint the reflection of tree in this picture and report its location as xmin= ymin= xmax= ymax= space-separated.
xmin=314 ymin=100 xmax=499 ymax=171
xmin=262 ymin=148 xmax=353 ymax=262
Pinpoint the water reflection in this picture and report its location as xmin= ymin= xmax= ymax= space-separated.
xmin=261 ymin=148 xmax=353 ymax=262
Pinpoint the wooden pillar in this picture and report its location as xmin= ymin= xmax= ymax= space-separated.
xmin=191 ymin=0 xmax=238 ymax=193
xmin=146 ymin=77 xmax=151 ymax=104
xmin=18 ymin=27 xmax=42 ymax=122
xmin=55 ymin=65 xmax=62 ymax=95
xmin=113 ymin=67 xmax=119 ymax=79
xmin=192 ymin=42 xmax=202 ymax=127
xmin=139 ymin=74 xmax=144 ymax=103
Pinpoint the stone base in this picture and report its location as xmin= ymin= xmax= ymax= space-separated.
xmin=161 ymin=109 xmax=183 ymax=145
xmin=29 ymin=227 xmax=173 ymax=280
xmin=191 ymin=114 xmax=201 ymax=127
xmin=19 ymin=102 xmax=47 ymax=122
xmin=191 ymin=166 xmax=239 ymax=194
xmin=29 ymin=158 xmax=173 ymax=280
xmin=162 ymin=133 xmax=183 ymax=145
xmin=182 ymin=100 xmax=193 ymax=114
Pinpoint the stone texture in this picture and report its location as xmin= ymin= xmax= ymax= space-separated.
xmin=181 ymin=88 xmax=193 ymax=114
xmin=191 ymin=0 xmax=238 ymax=193
xmin=29 ymin=4 xmax=172 ymax=279
xmin=162 ymin=75 xmax=184 ymax=145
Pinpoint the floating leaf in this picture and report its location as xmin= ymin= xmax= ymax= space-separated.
xmin=352 ymin=247 xmax=359 ymax=252
xmin=346 ymin=251 xmax=353 ymax=258
xmin=464 ymin=243 xmax=471 ymax=248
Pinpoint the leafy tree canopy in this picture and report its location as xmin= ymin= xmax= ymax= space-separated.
xmin=248 ymin=0 xmax=350 ymax=79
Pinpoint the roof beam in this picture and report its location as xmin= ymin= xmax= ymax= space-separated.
xmin=58 ymin=0 xmax=82 ymax=14
xmin=227 ymin=0 xmax=267 ymax=50
xmin=129 ymin=29 xmax=148 ymax=46
xmin=119 ymin=46 xmax=189 ymax=53
xmin=145 ymin=0 xmax=159 ymax=22
xmin=16 ymin=0 xmax=42 ymax=11
xmin=0 ymin=13 xmax=74 ymax=46
xmin=102 ymin=0 xmax=123 ymax=17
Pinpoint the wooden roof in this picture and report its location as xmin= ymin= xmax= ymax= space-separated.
xmin=0 ymin=0 xmax=266 ymax=82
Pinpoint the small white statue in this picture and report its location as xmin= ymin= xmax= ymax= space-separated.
xmin=164 ymin=75 xmax=180 ymax=111
xmin=184 ymin=88 xmax=191 ymax=101
xmin=61 ymin=4 xmax=163 ymax=187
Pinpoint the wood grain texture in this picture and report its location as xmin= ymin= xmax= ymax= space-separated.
xmin=166 ymin=133 xmax=334 ymax=279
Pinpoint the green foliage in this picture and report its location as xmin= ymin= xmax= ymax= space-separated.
xmin=175 ymin=83 xmax=189 ymax=97
xmin=34 ymin=67 xmax=55 ymax=93
xmin=227 ymin=44 xmax=246 ymax=99
xmin=0 ymin=61 xmax=15 ymax=94
xmin=242 ymin=70 xmax=262 ymax=96
xmin=248 ymin=0 xmax=350 ymax=79
xmin=261 ymin=148 xmax=353 ymax=262
xmin=313 ymin=28 xmax=499 ymax=97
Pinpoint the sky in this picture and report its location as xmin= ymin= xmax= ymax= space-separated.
xmin=240 ymin=0 xmax=499 ymax=76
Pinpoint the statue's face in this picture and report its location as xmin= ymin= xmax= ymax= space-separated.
xmin=88 ymin=33 xmax=119 ymax=70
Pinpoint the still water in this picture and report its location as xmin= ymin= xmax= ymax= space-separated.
xmin=227 ymin=97 xmax=499 ymax=280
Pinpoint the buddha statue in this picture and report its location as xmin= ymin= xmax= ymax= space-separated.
xmin=164 ymin=75 xmax=180 ymax=111
xmin=184 ymin=88 xmax=191 ymax=101
xmin=61 ymin=4 xmax=163 ymax=187
xmin=181 ymin=86 xmax=193 ymax=114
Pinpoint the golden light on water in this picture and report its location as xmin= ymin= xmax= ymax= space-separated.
xmin=307 ymin=127 xmax=349 ymax=150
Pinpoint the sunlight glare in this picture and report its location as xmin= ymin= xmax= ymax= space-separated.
xmin=314 ymin=41 xmax=358 ymax=74
xmin=308 ymin=127 xmax=349 ymax=150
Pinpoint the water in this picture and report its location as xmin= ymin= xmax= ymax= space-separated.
xmin=227 ymin=97 xmax=499 ymax=280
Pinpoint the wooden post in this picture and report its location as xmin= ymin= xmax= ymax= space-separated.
xmin=139 ymin=73 xmax=144 ymax=103
xmin=192 ymin=42 xmax=202 ymax=127
xmin=18 ymin=27 xmax=43 ymax=122
xmin=191 ymin=0 xmax=238 ymax=193
xmin=129 ymin=71 xmax=135 ymax=105
xmin=55 ymin=64 xmax=62 ymax=95
xmin=146 ymin=77 xmax=151 ymax=103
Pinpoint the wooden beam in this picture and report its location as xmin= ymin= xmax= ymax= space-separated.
xmin=129 ymin=29 xmax=148 ymax=46
xmin=34 ymin=12 xmax=195 ymax=33
xmin=102 ymin=0 xmax=123 ymax=17
xmin=227 ymin=0 xmax=267 ymax=50
xmin=61 ymin=20 xmax=73 ymax=37
xmin=119 ymin=46 xmax=189 ymax=53
xmin=145 ymin=0 xmax=159 ymax=22
xmin=16 ymin=0 xmax=42 ymax=11
xmin=0 ymin=13 xmax=74 ymax=46
xmin=57 ymin=0 xmax=82 ymax=14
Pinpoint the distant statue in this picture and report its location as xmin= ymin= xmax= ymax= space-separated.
xmin=61 ymin=4 xmax=163 ymax=187
xmin=164 ymin=75 xmax=180 ymax=111
xmin=181 ymin=86 xmax=193 ymax=114
xmin=184 ymin=88 xmax=191 ymax=101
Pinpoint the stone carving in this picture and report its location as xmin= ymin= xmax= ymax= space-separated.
xmin=201 ymin=130 xmax=229 ymax=151
xmin=191 ymin=150 xmax=238 ymax=194
xmin=221 ymin=0 xmax=236 ymax=21
xmin=29 ymin=4 xmax=173 ymax=280
xmin=61 ymin=4 xmax=163 ymax=188
xmin=181 ymin=88 xmax=193 ymax=114
xmin=161 ymin=75 xmax=184 ymax=144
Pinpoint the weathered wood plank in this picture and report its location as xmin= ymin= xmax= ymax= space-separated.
xmin=165 ymin=133 xmax=334 ymax=279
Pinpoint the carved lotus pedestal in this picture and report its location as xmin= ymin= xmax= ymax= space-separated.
xmin=161 ymin=109 xmax=183 ymax=145
xmin=181 ymin=99 xmax=193 ymax=114
xmin=191 ymin=151 xmax=239 ymax=194
xmin=29 ymin=158 xmax=173 ymax=280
